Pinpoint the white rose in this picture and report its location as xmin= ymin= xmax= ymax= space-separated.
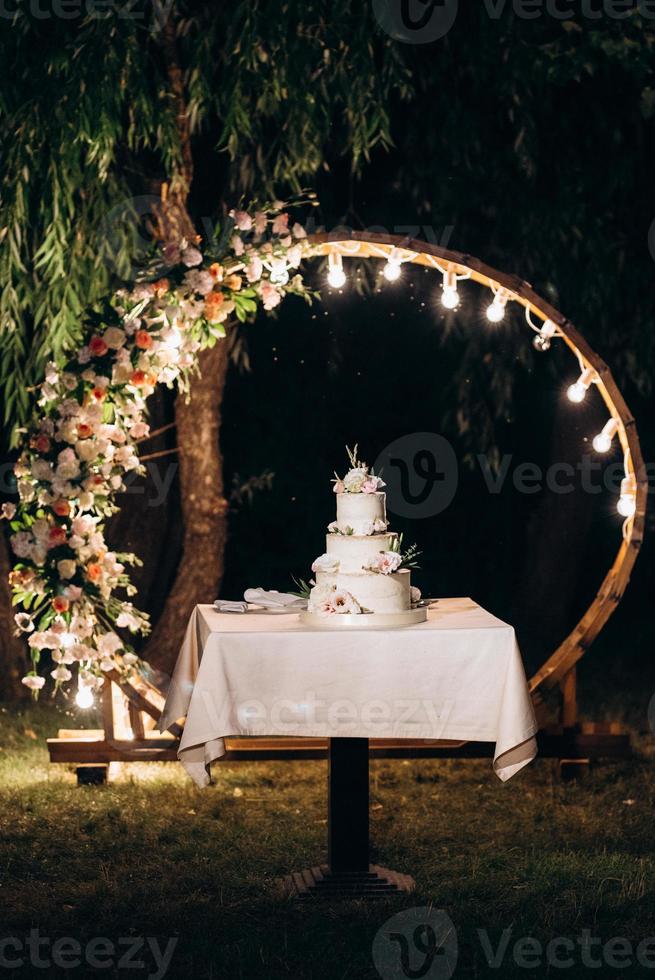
xmin=343 ymin=467 xmax=368 ymax=492
xmin=410 ymin=586 xmax=422 ymax=604
xmin=57 ymin=559 xmax=77 ymax=580
xmin=311 ymin=553 xmax=340 ymax=574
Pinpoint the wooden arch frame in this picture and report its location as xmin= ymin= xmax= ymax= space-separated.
xmin=307 ymin=230 xmax=647 ymax=699
xmin=48 ymin=228 xmax=647 ymax=780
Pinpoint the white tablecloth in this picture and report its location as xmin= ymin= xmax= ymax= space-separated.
xmin=160 ymin=597 xmax=538 ymax=787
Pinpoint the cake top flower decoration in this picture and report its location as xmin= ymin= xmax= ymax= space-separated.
xmin=332 ymin=444 xmax=386 ymax=494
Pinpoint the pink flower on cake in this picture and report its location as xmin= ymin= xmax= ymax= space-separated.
xmin=333 ymin=480 xmax=345 ymax=494
xmin=365 ymin=551 xmax=402 ymax=575
xmin=361 ymin=475 xmax=386 ymax=494
xmin=328 ymin=590 xmax=361 ymax=615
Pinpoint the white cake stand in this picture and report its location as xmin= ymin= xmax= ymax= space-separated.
xmin=299 ymin=607 xmax=427 ymax=629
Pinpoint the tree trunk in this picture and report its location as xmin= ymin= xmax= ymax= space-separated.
xmin=0 ymin=527 xmax=28 ymax=700
xmin=141 ymin=339 xmax=230 ymax=676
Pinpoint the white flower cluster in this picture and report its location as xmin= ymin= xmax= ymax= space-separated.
xmin=5 ymin=207 xmax=313 ymax=694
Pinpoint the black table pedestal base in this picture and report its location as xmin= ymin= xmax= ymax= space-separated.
xmin=280 ymin=864 xmax=414 ymax=899
xmin=280 ymin=737 xmax=414 ymax=900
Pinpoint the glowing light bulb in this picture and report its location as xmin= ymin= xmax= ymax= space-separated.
xmin=486 ymin=289 xmax=509 ymax=323
xmin=567 ymin=367 xmax=596 ymax=403
xmin=593 ymin=432 xmax=612 ymax=453
xmin=327 ymin=253 xmax=346 ymax=289
xmin=75 ymin=685 xmax=94 ymax=709
xmin=617 ymin=494 xmax=636 ymax=518
xmin=592 ymin=418 xmax=619 ymax=454
xmin=617 ymin=475 xmax=636 ymax=518
xmin=533 ymin=319 xmax=557 ymax=352
xmin=383 ymin=248 xmax=402 ymax=282
xmin=441 ymin=270 xmax=459 ymax=309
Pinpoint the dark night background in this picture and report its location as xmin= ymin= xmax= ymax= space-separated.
xmin=2 ymin=3 xmax=654 ymax=707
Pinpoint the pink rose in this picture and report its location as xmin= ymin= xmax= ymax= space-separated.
xmin=181 ymin=246 xmax=202 ymax=267
xmin=245 ymin=256 xmax=263 ymax=282
xmin=366 ymin=551 xmax=402 ymax=575
xmin=260 ymin=281 xmax=282 ymax=311
xmin=272 ymin=213 xmax=289 ymax=235
xmin=233 ymin=210 xmax=253 ymax=232
xmin=333 ymin=480 xmax=345 ymax=494
xmin=361 ymin=476 xmax=385 ymax=494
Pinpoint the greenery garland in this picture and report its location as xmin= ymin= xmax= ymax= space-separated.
xmin=1 ymin=202 xmax=315 ymax=696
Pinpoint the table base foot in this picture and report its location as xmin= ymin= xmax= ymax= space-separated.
xmin=279 ymin=864 xmax=415 ymax=899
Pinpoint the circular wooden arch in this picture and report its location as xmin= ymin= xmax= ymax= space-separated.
xmin=307 ymin=231 xmax=647 ymax=699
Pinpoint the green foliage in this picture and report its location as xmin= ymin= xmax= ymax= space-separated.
xmin=0 ymin=2 xmax=410 ymax=443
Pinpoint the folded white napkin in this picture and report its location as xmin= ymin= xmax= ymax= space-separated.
xmin=214 ymin=599 xmax=249 ymax=614
xmin=243 ymin=588 xmax=307 ymax=610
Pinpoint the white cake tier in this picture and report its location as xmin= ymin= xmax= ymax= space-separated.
xmin=334 ymin=491 xmax=387 ymax=534
xmin=325 ymin=532 xmax=397 ymax=572
xmin=314 ymin=567 xmax=411 ymax=614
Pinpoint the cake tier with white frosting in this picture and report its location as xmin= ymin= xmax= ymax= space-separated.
xmin=333 ymin=491 xmax=387 ymax=534
xmin=326 ymin=532 xmax=397 ymax=573
xmin=314 ymin=568 xmax=411 ymax=614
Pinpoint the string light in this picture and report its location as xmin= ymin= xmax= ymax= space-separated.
xmin=486 ymin=287 xmax=509 ymax=323
xmin=592 ymin=418 xmax=619 ymax=454
xmin=617 ymin=474 xmax=637 ymax=518
xmin=441 ymin=270 xmax=460 ymax=310
xmin=383 ymin=248 xmax=403 ymax=282
xmin=327 ymin=253 xmax=346 ymax=289
xmin=567 ymin=367 xmax=596 ymax=403
xmin=75 ymin=683 xmax=94 ymax=709
xmin=533 ymin=319 xmax=557 ymax=352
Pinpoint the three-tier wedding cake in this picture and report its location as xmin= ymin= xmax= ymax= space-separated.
xmin=300 ymin=447 xmax=427 ymax=627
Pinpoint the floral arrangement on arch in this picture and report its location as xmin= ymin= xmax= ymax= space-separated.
xmin=2 ymin=202 xmax=315 ymax=695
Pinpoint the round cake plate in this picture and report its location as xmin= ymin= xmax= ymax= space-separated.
xmin=298 ymin=607 xmax=428 ymax=629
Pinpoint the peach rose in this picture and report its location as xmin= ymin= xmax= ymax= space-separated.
xmin=51 ymin=499 xmax=70 ymax=517
xmin=52 ymin=596 xmax=70 ymax=613
xmin=86 ymin=563 xmax=102 ymax=582
xmin=135 ymin=330 xmax=153 ymax=350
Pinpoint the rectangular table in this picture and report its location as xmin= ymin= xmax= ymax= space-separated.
xmin=160 ymin=597 xmax=537 ymax=896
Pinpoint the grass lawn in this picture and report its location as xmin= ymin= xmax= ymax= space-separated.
xmin=1 ymin=681 xmax=655 ymax=980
